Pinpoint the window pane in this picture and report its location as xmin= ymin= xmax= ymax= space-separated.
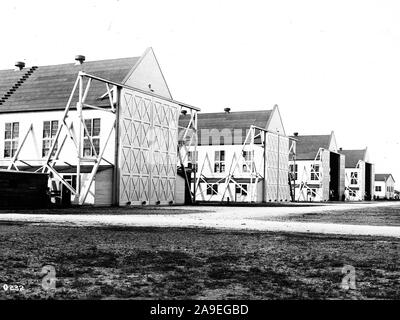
xmin=43 ymin=121 xmax=50 ymax=138
xmin=215 ymin=151 xmax=219 ymax=161
xmin=4 ymin=141 xmax=11 ymax=157
xmin=42 ymin=148 xmax=49 ymax=158
xmin=12 ymin=123 xmax=19 ymax=138
xmin=5 ymin=123 xmax=11 ymax=139
xmin=93 ymin=119 xmax=100 ymax=136
xmin=12 ymin=141 xmax=18 ymax=154
xmin=220 ymin=151 xmax=225 ymax=161
xmin=84 ymin=119 xmax=92 ymax=136
xmin=93 ymin=138 xmax=100 ymax=154
xmin=51 ymin=121 xmax=58 ymax=137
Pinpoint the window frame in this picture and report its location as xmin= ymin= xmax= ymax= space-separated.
xmin=235 ymin=183 xmax=248 ymax=196
xmin=4 ymin=122 xmax=19 ymax=158
xmin=42 ymin=120 xmax=59 ymax=158
xmin=214 ymin=150 xmax=225 ymax=173
xmin=206 ymin=183 xmax=218 ymax=195
xmin=187 ymin=150 xmax=198 ymax=172
xmin=83 ymin=118 xmax=101 ymax=157
xmin=289 ymin=164 xmax=298 ymax=180
xmin=310 ymin=164 xmax=320 ymax=180
xmin=350 ymin=171 xmax=358 ymax=185
xmin=242 ymin=150 xmax=254 ymax=173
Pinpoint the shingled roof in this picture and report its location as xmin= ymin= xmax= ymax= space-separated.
xmin=0 ymin=57 xmax=140 ymax=113
xmin=375 ymin=173 xmax=395 ymax=182
xmin=291 ymin=134 xmax=332 ymax=160
xmin=340 ymin=149 xmax=367 ymax=168
xmin=179 ymin=109 xmax=273 ymax=145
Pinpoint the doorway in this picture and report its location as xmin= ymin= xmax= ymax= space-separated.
xmin=329 ymin=152 xmax=340 ymax=201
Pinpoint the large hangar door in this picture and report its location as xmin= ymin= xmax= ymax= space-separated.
xmin=118 ymin=88 xmax=178 ymax=205
xmin=329 ymin=152 xmax=340 ymax=201
xmin=264 ymin=133 xmax=290 ymax=202
xmin=339 ymin=154 xmax=346 ymax=200
xmin=365 ymin=163 xmax=372 ymax=200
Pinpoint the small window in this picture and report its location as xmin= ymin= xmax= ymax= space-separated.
xmin=242 ymin=151 xmax=254 ymax=172
xmin=187 ymin=151 xmax=198 ymax=172
xmin=375 ymin=186 xmax=381 ymax=192
xmin=308 ymin=188 xmax=317 ymax=197
xmin=350 ymin=172 xmax=358 ymax=185
xmin=206 ymin=183 xmax=218 ymax=195
xmin=42 ymin=120 xmax=58 ymax=157
xmin=235 ymin=184 xmax=248 ymax=196
xmin=349 ymin=189 xmax=356 ymax=197
xmin=310 ymin=164 xmax=320 ymax=180
xmin=83 ymin=118 xmax=101 ymax=157
xmin=4 ymin=122 xmax=19 ymax=158
xmin=63 ymin=175 xmax=77 ymax=190
xmin=214 ymin=150 xmax=225 ymax=173
xmin=289 ymin=164 xmax=298 ymax=180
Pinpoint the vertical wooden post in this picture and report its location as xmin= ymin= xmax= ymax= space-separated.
xmin=276 ymin=131 xmax=280 ymax=201
xmin=262 ymin=130 xmax=267 ymax=202
xmin=112 ymin=86 xmax=121 ymax=206
xmin=76 ymin=73 xmax=83 ymax=203
xmin=192 ymin=111 xmax=198 ymax=204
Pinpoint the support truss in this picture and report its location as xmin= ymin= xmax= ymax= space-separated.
xmin=6 ymin=71 xmax=118 ymax=205
xmin=193 ymin=125 xmax=288 ymax=203
xmin=177 ymin=108 xmax=198 ymax=203
xmin=295 ymin=148 xmax=325 ymax=201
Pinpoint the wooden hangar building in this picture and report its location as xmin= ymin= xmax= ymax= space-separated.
xmin=0 ymin=48 xmax=199 ymax=206
xmin=339 ymin=148 xmax=374 ymax=201
xmin=178 ymin=105 xmax=292 ymax=203
xmin=289 ymin=132 xmax=345 ymax=202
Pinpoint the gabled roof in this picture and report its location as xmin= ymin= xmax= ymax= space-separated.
xmin=291 ymin=134 xmax=332 ymax=160
xmin=340 ymin=149 xmax=368 ymax=168
xmin=179 ymin=109 xmax=274 ymax=145
xmin=0 ymin=57 xmax=140 ymax=113
xmin=375 ymin=173 xmax=395 ymax=183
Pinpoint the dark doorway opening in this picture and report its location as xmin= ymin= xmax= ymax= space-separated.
xmin=365 ymin=163 xmax=372 ymax=201
xmin=329 ymin=152 xmax=340 ymax=201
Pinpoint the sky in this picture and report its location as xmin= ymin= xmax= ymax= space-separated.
xmin=0 ymin=0 xmax=399 ymax=187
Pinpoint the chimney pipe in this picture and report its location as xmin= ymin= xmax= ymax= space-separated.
xmin=14 ymin=61 xmax=25 ymax=71
xmin=75 ymin=55 xmax=85 ymax=65
xmin=293 ymin=132 xmax=299 ymax=137
xmin=224 ymin=107 xmax=231 ymax=113
xmin=339 ymin=147 xmax=343 ymax=151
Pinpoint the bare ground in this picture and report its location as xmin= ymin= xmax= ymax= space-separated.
xmin=0 ymin=222 xmax=399 ymax=300
xmin=258 ymin=205 xmax=400 ymax=226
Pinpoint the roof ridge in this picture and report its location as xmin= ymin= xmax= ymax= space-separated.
xmin=31 ymin=56 xmax=140 ymax=69
xmin=198 ymin=109 xmax=273 ymax=115
xmin=0 ymin=66 xmax=38 ymax=105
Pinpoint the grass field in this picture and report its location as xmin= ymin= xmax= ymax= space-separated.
xmin=258 ymin=205 xmax=400 ymax=226
xmin=0 ymin=222 xmax=399 ymax=300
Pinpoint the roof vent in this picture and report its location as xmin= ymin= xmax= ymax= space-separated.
xmin=224 ymin=107 xmax=231 ymax=113
xmin=339 ymin=147 xmax=343 ymax=151
xmin=181 ymin=109 xmax=187 ymax=116
xmin=148 ymin=84 xmax=154 ymax=92
xmin=75 ymin=55 xmax=85 ymax=65
xmin=293 ymin=132 xmax=299 ymax=136
xmin=14 ymin=61 xmax=25 ymax=71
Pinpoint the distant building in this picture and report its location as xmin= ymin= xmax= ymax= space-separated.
xmin=289 ymin=131 xmax=345 ymax=202
xmin=179 ymin=105 xmax=292 ymax=203
xmin=374 ymin=174 xmax=396 ymax=199
xmin=339 ymin=148 xmax=374 ymax=201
